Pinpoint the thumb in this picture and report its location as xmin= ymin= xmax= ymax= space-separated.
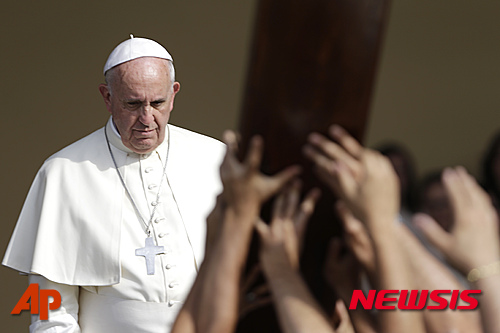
xmin=336 ymin=200 xmax=362 ymax=233
xmin=334 ymin=299 xmax=353 ymax=330
xmin=334 ymin=161 xmax=358 ymax=201
xmin=413 ymin=213 xmax=451 ymax=254
xmin=255 ymin=219 xmax=270 ymax=239
xmin=264 ymin=165 xmax=302 ymax=201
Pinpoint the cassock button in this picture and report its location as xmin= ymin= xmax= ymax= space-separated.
xmin=151 ymin=201 xmax=158 ymax=206
xmin=165 ymin=264 xmax=172 ymax=269
xmin=168 ymin=300 xmax=176 ymax=307
xmin=169 ymin=283 xmax=176 ymax=288
xmin=148 ymin=184 xmax=157 ymax=190
xmin=145 ymin=167 xmax=153 ymax=173
xmin=159 ymin=233 xmax=166 ymax=238
xmin=154 ymin=217 xmax=164 ymax=224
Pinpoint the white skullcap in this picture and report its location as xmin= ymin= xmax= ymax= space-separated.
xmin=103 ymin=34 xmax=173 ymax=74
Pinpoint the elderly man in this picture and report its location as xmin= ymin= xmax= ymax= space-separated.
xmin=3 ymin=36 xmax=225 ymax=332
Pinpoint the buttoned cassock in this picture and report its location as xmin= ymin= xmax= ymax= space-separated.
xmin=3 ymin=118 xmax=225 ymax=332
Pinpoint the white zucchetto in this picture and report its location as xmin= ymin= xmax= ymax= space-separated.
xmin=103 ymin=34 xmax=173 ymax=74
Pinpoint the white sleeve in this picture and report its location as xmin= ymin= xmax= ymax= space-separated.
xmin=28 ymin=275 xmax=81 ymax=333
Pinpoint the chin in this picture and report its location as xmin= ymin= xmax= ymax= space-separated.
xmin=126 ymin=139 xmax=151 ymax=151
xmin=133 ymin=145 xmax=156 ymax=153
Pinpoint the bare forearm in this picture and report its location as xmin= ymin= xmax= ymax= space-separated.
xmin=398 ymin=226 xmax=483 ymax=333
xmin=368 ymin=222 xmax=425 ymax=333
xmin=475 ymin=273 xmax=500 ymax=333
xmin=266 ymin=264 xmax=334 ymax=333
xmin=173 ymin=207 xmax=257 ymax=333
xmin=347 ymin=309 xmax=376 ymax=333
xmin=196 ymin=217 xmax=255 ymax=332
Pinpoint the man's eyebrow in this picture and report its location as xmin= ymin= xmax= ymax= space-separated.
xmin=123 ymin=98 xmax=142 ymax=103
xmin=152 ymin=99 xmax=166 ymax=103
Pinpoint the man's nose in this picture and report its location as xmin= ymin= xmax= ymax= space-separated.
xmin=139 ymin=105 xmax=155 ymax=126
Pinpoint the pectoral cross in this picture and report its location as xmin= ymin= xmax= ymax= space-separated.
xmin=136 ymin=237 xmax=165 ymax=275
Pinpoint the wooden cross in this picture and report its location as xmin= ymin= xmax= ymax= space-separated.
xmin=135 ymin=237 xmax=165 ymax=275
xmin=236 ymin=0 xmax=391 ymax=331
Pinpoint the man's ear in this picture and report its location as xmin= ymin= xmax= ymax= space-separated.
xmin=98 ymin=84 xmax=113 ymax=113
xmin=169 ymin=82 xmax=181 ymax=111
xmin=173 ymin=81 xmax=181 ymax=94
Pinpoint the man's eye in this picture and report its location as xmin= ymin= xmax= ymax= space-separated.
xmin=127 ymin=101 xmax=141 ymax=107
xmin=151 ymin=101 xmax=164 ymax=107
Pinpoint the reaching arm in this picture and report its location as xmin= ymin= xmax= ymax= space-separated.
xmin=415 ymin=167 xmax=500 ymax=333
xmin=171 ymin=131 xmax=300 ymax=333
xmin=256 ymin=182 xmax=338 ymax=333
xmin=323 ymin=236 xmax=376 ymax=333
xmin=398 ymin=224 xmax=483 ymax=333
xmin=260 ymin=262 xmax=335 ymax=333
xmin=304 ymin=125 xmax=425 ymax=333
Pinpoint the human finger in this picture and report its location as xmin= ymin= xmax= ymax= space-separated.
xmin=336 ymin=201 xmax=375 ymax=270
xmin=303 ymin=144 xmax=335 ymax=171
xmin=413 ymin=213 xmax=452 ymax=255
xmin=333 ymin=161 xmax=358 ymax=201
xmin=337 ymin=201 xmax=367 ymax=240
xmin=311 ymin=160 xmax=343 ymax=195
xmin=255 ymin=219 xmax=270 ymax=241
xmin=307 ymin=133 xmax=362 ymax=176
xmin=294 ymin=188 xmax=321 ymax=242
xmin=283 ymin=179 xmax=301 ymax=220
xmin=456 ymin=166 xmax=492 ymax=209
xmin=442 ymin=168 xmax=471 ymax=214
xmin=262 ymin=165 xmax=302 ymax=202
xmin=244 ymin=135 xmax=264 ymax=171
xmin=329 ymin=124 xmax=363 ymax=160
xmin=272 ymin=189 xmax=286 ymax=221
xmin=222 ymin=130 xmax=239 ymax=156
xmin=334 ymin=299 xmax=355 ymax=333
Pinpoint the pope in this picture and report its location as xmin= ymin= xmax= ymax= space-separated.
xmin=3 ymin=35 xmax=225 ymax=332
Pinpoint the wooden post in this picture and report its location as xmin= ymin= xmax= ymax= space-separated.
xmin=237 ymin=1 xmax=391 ymax=331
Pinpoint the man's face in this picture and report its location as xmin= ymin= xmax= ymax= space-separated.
xmin=99 ymin=57 xmax=180 ymax=154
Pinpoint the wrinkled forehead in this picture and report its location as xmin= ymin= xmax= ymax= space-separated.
xmin=111 ymin=57 xmax=173 ymax=88
xmin=117 ymin=57 xmax=170 ymax=75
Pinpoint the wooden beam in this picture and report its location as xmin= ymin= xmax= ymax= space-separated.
xmin=237 ymin=1 xmax=391 ymax=331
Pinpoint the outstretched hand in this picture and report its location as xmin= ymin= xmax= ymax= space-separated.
xmin=335 ymin=200 xmax=376 ymax=279
xmin=414 ymin=167 xmax=500 ymax=274
xmin=256 ymin=181 xmax=320 ymax=272
xmin=220 ymin=130 xmax=301 ymax=213
xmin=304 ymin=125 xmax=400 ymax=230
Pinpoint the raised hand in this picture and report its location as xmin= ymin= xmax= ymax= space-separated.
xmin=256 ymin=181 xmax=320 ymax=272
xmin=397 ymin=225 xmax=483 ymax=333
xmin=220 ymin=130 xmax=301 ymax=213
xmin=414 ymin=167 xmax=500 ymax=274
xmin=305 ymin=125 xmax=424 ymax=333
xmin=256 ymin=183 xmax=333 ymax=333
xmin=335 ymin=201 xmax=376 ymax=278
xmin=304 ymin=125 xmax=400 ymax=231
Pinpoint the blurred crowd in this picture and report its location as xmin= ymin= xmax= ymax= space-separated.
xmin=171 ymin=126 xmax=500 ymax=333
xmin=377 ymin=131 xmax=500 ymax=233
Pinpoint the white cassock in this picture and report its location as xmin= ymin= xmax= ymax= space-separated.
xmin=3 ymin=118 xmax=225 ymax=332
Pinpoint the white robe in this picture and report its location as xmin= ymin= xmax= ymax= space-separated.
xmin=3 ymin=118 xmax=225 ymax=332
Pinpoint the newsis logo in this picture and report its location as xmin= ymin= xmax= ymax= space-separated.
xmin=349 ymin=290 xmax=482 ymax=310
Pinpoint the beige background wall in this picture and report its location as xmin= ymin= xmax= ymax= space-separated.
xmin=1 ymin=1 xmax=499 ymax=330
xmin=368 ymin=1 xmax=500 ymax=177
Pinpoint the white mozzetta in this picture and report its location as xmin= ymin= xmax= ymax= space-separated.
xmin=3 ymin=117 xmax=224 ymax=287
